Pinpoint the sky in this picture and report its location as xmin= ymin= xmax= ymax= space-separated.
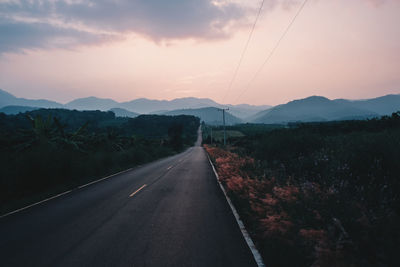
xmin=0 ymin=0 xmax=399 ymax=106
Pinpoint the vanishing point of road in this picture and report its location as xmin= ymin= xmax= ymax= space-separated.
xmin=0 ymin=130 xmax=257 ymax=267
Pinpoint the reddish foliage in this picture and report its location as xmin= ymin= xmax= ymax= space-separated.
xmin=260 ymin=214 xmax=293 ymax=236
xmin=204 ymin=144 xmax=351 ymax=266
xmin=261 ymin=194 xmax=278 ymax=206
xmin=273 ymin=186 xmax=299 ymax=202
xmin=205 ymin=145 xmax=297 ymax=237
xmin=225 ymin=176 xmax=245 ymax=193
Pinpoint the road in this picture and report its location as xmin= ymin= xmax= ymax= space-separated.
xmin=0 ymin=130 xmax=257 ymax=267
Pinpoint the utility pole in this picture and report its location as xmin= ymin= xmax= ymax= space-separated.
xmin=219 ymin=108 xmax=229 ymax=146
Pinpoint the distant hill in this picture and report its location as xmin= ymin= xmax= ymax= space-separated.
xmin=2 ymin=88 xmax=399 ymax=124
xmin=0 ymin=88 xmax=63 ymax=109
xmin=109 ymin=108 xmax=139 ymax=118
xmin=65 ymin=97 xmax=120 ymax=111
xmin=334 ymin=94 xmax=400 ymax=115
xmin=0 ymin=89 xmax=16 ymax=107
xmin=0 ymin=105 xmax=39 ymax=115
xmin=252 ymin=96 xmax=379 ymax=124
xmin=0 ymin=88 xmax=268 ymax=117
xmin=119 ymin=98 xmax=269 ymax=118
xmin=245 ymin=109 xmax=271 ymax=123
xmin=226 ymin=104 xmax=271 ymax=120
xmin=119 ymin=97 xmax=222 ymax=114
xmin=163 ymin=107 xmax=242 ymax=125
xmin=149 ymin=110 xmax=170 ymax=115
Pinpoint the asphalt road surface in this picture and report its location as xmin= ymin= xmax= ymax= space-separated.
xmin=0 ymin=130 xmax=257 ymax=267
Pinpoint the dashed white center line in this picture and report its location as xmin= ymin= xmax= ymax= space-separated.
xmin=167 ymin=166 xmax=173 ymax=170
xmin=129 ymin=184 xmax=147 ymax=197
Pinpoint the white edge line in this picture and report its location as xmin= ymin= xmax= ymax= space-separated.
xmin=0 ymin=167 xmax=134 ymax=219
xmin=78 ymin=168 xmax=133 ymax=189
xmin=205 ymin=151 xmax=266 ymax=267
xmin=0 ymin=190 xmax=72 ymax=219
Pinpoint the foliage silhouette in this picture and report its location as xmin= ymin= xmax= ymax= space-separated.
xmin=0 ymin=109 xmax=199 ymax=214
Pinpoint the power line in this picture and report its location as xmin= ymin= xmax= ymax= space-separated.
xmin=221 ymin=0 xmax=265 ymax=102
xmin=232 ymin=0 xmax=309 ymax=104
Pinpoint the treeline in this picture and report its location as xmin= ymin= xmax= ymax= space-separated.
xmin=0 ymin=109 xmax=199 ymax=214
xmin=202 ymin=123 xmax=284 ymax=142
xmin=206 ymin=113 xmax=400 ymax=266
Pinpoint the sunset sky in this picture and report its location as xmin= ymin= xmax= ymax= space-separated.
xmin=0 ymin=0 xmax=399 ymax=105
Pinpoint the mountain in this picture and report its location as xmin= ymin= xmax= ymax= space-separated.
xmin=226 ymin=104 xmax=271 ymax=120
xmin=119 ymin=97 xmax=221 ymax=114
xmin=162 ymin=107 xmax=242 ymax=125
xmin=120 ymin=97 xmax=269 ymax=118
xmin=334 ymin=94 xmax=400 ymax=115
xmin=169 ymin=97 xmax=221 ymax=109
xmin=252 ymin=96 xmax=379 ymax=124
xmin=0 ymin=88 xmax=63 ymax=109
xmin=149 ymin=110 xmax=170 ymax=115
xmin=0 ymin=89 xmax=16 ymax=107
xmin=109 ymin=108 xmax=139 ymax=118
xmin=0 ymin=89 xmax=268 ymax=117
xmin=0 ymin=105 xmax=40 ymax=115
xmin=245 ymin=109 xmax=271 ymax=123
xmin=65 ymin=97 xmax=120 ymax=111
xmin=2 ymin=88 xmax=398 ymax=123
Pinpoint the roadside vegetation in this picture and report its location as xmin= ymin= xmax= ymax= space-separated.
xmin=204 ymin=113 xmax=400 ymax=267
xmin=0 ymin=109 xmax=199 ymax=214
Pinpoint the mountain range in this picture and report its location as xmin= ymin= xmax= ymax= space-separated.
xmin=0 ymin=89 xmax=268 ymax=123
xmin=0 ymin=89 xmax=63 ymax=109
xmin=1 ymin=88 xmax=399 ymax=124
xmin=251 ymin=95 xmax=400 ymax=124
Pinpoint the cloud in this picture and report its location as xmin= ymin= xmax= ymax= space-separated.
xmin=0 ymin=0 xmax=250 ymax=54
xmin=0 ymin=0 xmax=390 ymax=54
xmin=56 ymin=0 xmax=247 ymax=39
xmin=0 ymin=17 xmax=113 ymax=53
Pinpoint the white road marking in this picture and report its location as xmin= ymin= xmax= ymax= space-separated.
xmin=1 ymin=167 xmax=134 ymax=219
xmin=78 ymin=168 xmax=133 ymax=189
xmin=0 ymin=190 xmax=72 ymax=219
xmin=129 ymin=184 xmax=147 ymax=197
